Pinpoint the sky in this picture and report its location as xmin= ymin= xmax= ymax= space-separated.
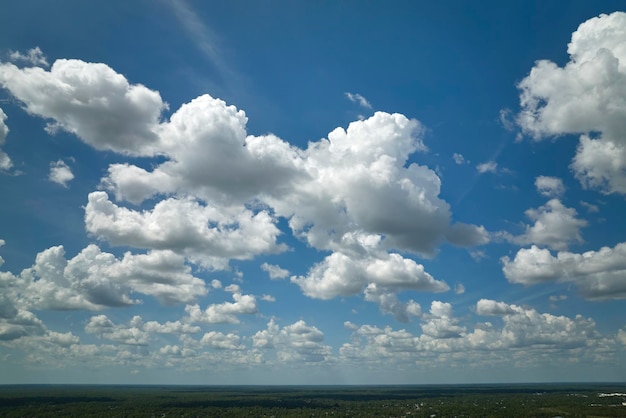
xmin=0 ymin=0 xmax=626 ymax=385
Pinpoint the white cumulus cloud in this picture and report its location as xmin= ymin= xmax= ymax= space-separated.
xmin=502 ymin=242 xmax=626 ymax=300
xmin=0 ymin=58 xmax=167 ymax=156
xmin=535 ymin=176 xmax=565 ymax=197
xmin=502 ymin=199 xmax=587 ymax=250
xmin=48 ymin=159 xmax=74 ymax=187
xmin=517 ymin=12 xmax=626 ymax=195
xmin=291 ymin=251 xmax=449 ymax=301
xmin=421 ymin=301 xmax=466 ymax=339
xmin=260 ymin=262 xmax=289 ymax=280
xmin=253 ymin=319 xmax=331 ymax=363
xmin=184 ymin=292 xmax=258 ymax=324
xmin=84 ymin=191 xmax=286 ymax=270
xmin=364 ymin=283 xmax=422 ymax=322
xmin=0 ymin=244 xmax=208 ymax=310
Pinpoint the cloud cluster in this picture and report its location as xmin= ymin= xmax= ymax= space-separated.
xmin=253 ymin=319 xmax=331 ymax=363
xmin=420 ymin=301 xmax=465 ymax=338
xmin=364 ymin=284 xmax=422 ymax=322
xmin=502 ymin=242 xmax=626 ymax=300
xmin=86 ymin=314 xmax=201 ymax=346
xmin=0 ymin=307 xmax=46 ymax=342
xmin=85 ymin=191 xmax=286 ymax=270
xmin=0 ymin=52 xmax=492 ymax=314
xmin=0 ymin=244 xmax=207 ymax=311
xmin=340 ymin=299 xmax=600 ymax=367
xmin=517 ymin=12 xmax=626 ymax=194
xmin=474 ymin=299 xmax=597 ymax=349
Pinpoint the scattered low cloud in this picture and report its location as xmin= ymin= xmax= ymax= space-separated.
xmin=502 ymin=199 xmax=587 ymax=251
xmin=0 ymin=244 xmax=207 ymax=310
xmin=476 ymin=299 xmax=515 ymax=316
xmin=421 ymin=301 xmax=466 ymax=338
xmin=501 ymin=242 xmax=626 ymax=300
xmin=253 ymin=319 xmax=332 ymax=363
xmin=200 ymin=331 xmax=244 ymax=350
xmin=261 ymin=262 xmax=289 ymax=280
xmin=291 ymin=251 xmax=449 ymax=301
xmin=476 ymin=161 xmax=498 ymax=174
xmin=48 ymin=159 xmax=74 ymax=187
xmin=340 ymin=300 xmax=600 ymax=368
xmin=535 ymin=176 xmax=565 ymax=198
xmin=364 ymin=283 xmax=422 ymax=322
xmin=184 ymin=292 xmax=258 ymax=324
xmin=86 ymin=314 xmax=200 ymax=346
xmin=260 ymin=294 xmax=275 ymax=302
xmin=452 ymin=153 xmax=465 ymax=165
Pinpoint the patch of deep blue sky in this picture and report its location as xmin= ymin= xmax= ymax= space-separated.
xmin=0 ymin=0 xmax=625 ymax=383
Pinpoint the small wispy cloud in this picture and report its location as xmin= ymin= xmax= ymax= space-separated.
xmin=165 ymin=0 xmax=231 ymax=77
xmin=499 ymin=108 xmax=515 ymax=131
xmin=9 ymin=47 xmax=49 ymax=67
xmin=476 ymin=161 xmax=498 ymax=174
xmin=345 ymin=92 xmax=372 ymax=109
xmin=453 ymin=153 xmax=466 ymax=165
xmin=469 ymin=250 xmax=487 ymax=261
xmin=580 ymin=201 xmax=599 ymax=213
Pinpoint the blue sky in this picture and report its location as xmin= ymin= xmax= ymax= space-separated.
xmin=1 ymin=0 xmax=626 ymax=384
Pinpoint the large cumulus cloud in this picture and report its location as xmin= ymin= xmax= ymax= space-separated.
xmin=517 ymin=12 xmax=626 ymax=194
xmin=0 ymin=59 xmax=167 ymax=155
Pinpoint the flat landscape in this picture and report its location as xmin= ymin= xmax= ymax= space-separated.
xmin=1 ymin=383 xmax=625 ymax=417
